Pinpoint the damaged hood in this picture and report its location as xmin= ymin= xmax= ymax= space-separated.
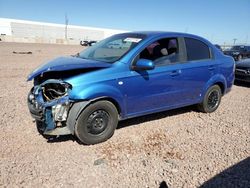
xmin=27 ymin=56 xmax=112 ymax=81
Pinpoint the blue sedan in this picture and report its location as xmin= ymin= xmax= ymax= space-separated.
xmin=27 ymin=31 xmax=235 ymax=144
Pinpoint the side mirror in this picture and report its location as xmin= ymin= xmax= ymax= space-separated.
xmin=133 ymin=59 xmax=155 ymax=71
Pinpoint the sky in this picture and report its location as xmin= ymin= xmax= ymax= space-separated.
xmin=0 ymin=0 xmax=249 ymax=44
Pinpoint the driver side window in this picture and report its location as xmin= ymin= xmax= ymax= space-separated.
xmin=139 ymin=38 xmax=180 ymax=66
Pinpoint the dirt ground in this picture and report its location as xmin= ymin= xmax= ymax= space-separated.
xmin=0 ymin=42 xmax=249 ymax=188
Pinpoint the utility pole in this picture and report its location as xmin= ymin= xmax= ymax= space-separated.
xmin=233 ymin=38 xmax=237 ymax=45
xmin=65 ymin=13 xmax=68 ymax=40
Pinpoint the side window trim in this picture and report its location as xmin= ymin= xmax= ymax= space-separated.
xmin=177 ymin=37 xmax=187 ymax=62
xmin=209 ymin=47 xmax=214 ymax=59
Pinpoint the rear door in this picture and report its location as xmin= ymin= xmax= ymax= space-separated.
xmin=178 ymin=37 xmax=217 ymax=103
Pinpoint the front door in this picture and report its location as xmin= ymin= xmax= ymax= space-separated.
xmin=123 ymin=37 xmax=187 ymax=117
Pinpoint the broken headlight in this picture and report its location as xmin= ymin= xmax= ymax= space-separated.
xmin=52 ymin=103 xmax=69 ymax=122
xmin=42 ymin=82 xmax=72 ymax=101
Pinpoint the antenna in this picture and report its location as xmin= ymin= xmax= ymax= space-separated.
xmin=65 ymin=13 xmax=69 ymax=40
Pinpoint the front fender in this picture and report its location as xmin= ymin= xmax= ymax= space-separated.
xmin=69 ymin=84 xmax=126 ymax=116
xmin=201 ymin=74 xmax=227 ymax=99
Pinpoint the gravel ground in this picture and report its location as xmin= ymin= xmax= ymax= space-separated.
xmin=0 ymin=42 xmax=249 ymax=188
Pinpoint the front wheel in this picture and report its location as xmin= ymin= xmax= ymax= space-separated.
xmin=75 ymin=101 xmax=118 ymax=145
xmin=198 ymin=85 xmax=222 ymax=113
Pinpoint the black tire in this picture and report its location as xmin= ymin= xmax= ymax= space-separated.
xmin=75 ymin=101 xmax=118 ymax=145
xmin=198 ymin=85 xmax=222 ymax=113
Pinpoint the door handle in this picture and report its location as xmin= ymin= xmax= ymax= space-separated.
xmin=208 ymin=65 xmax=215 ymax=71
xmin=170 ymin=69 xmax=181 ymax=76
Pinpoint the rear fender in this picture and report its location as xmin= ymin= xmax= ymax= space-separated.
xmin=201 ymin=74 xmax=227 ymax=100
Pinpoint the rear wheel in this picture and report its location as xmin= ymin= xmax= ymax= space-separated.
xmin=75 ymin=101 xmax=118 ymax=145
xmin=198 ymin=85 xmax=222 ymax=113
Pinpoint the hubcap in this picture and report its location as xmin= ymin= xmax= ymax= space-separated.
xmin=86 ymin=110 xmax=109 ymax=135
xmin=207 ymin=90 xmax=219 ymax=109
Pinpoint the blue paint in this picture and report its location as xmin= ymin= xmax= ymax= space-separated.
xmin=27 ymin=31 xmax=235 ymax=133
xmin=44 ymin=108 xmax=55 ymax=131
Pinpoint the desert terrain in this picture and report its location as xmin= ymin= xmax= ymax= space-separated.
xmin=0 ymin=42 xmax=249 ymax=187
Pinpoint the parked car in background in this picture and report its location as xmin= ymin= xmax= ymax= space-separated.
xmin=214 ymin=44 xmax=222 ymax=51
xmin=235 ymin=58 xmax=250 ymax=82
xmin=223 ymin=45 xmax=250 ymax=61
xmin=27 ymin=32 xmax=235 ymax=145
xmin=80 ymin=40 xmax=97 ymax=46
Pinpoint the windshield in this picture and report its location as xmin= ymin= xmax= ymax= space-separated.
xmin=79 ymin=33 xmax=146 ymax=63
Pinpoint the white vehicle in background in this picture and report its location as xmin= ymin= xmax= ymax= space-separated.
xmin=80 ymin=40 xmax=97 ymax=46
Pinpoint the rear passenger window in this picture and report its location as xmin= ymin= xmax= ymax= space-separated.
xmin=185 ymin=38 xmax=210 ymax=61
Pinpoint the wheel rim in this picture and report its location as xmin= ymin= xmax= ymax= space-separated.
xmin=207 ymin=90 xmax=219 ymax=110
xmin=86 ymin=110 xmax=109 ymax=135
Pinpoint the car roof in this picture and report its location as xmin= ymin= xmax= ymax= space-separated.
xmin=119 ymin=31 xmax=212 ymax=45
xmin=124 ymin=31 xmax=199 ymax=38
xmin=116 ymin=31 xmax=220 ymax=56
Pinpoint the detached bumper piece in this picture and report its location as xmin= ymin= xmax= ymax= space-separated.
xmin=27 ymin=81 xmax=73 ymax=136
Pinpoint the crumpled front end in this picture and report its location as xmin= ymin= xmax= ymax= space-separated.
xmin=27 ymin=79 xmax=73 ymax=136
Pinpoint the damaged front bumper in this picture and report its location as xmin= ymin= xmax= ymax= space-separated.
xmin=27 ymin=80 xmax=76 ymax=136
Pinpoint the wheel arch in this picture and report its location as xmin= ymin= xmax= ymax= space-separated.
xmin=201 ymin=74 xmax=227 ymax=100
xmin=66 ymin=96 xmax=124 ymax=135
xmin=214 ymin=81 xmax=225 ymax=94
xmin=69 ymin=83 xmax=126 ymax=114
xmin=91 ymin=97 xmax=122 ymax=117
